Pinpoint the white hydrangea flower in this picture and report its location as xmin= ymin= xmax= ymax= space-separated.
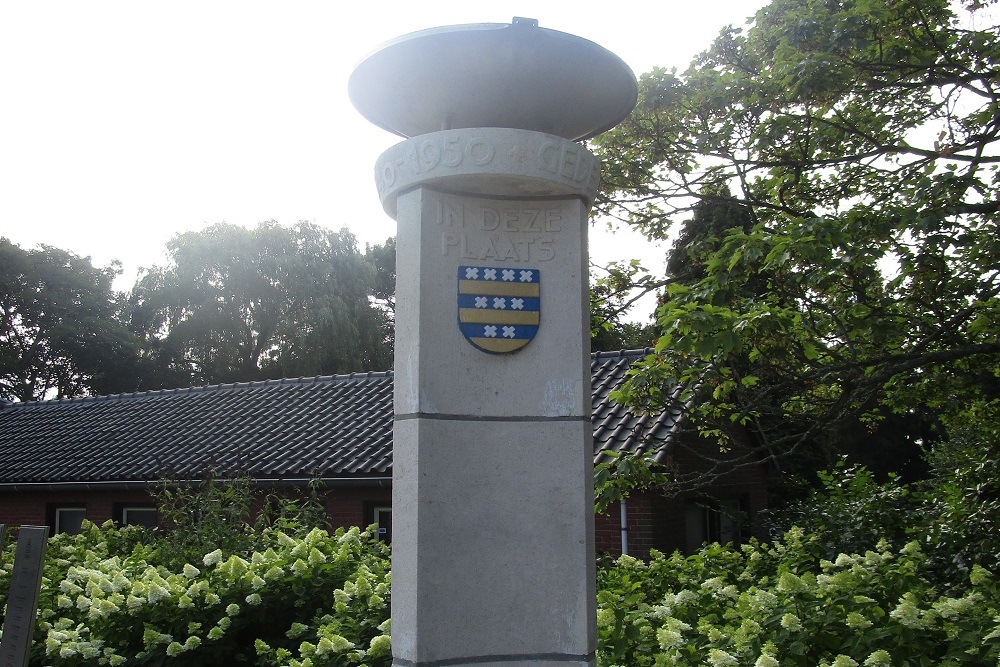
xmin=368 ymin=634 xmax=391 ymax=658
xmin=933 ymin=595 xmax=976 ymax=620
xmin=780 ymin=613 xmax=803 ymax=632
xmin=751 ymin=590 xmax=779 ymax=612
xmin=889 ymin=596 xmax=923 ymax=628
xmin=702 ymin=577 xmax=725 ymax=591
xmin=315 ymin=635 xmax=355 ymax=655
xmin=286 ymin=623 xmax=310 ymax=639
xmin=146 ymin=583 xmax=171 ymax=604
xmin=707 ymin=648 xmax=739 ymax=667
xmin=846 ymin=612 xmax=872 ymax=630
xmin=776 ymin=572 xmax=805 ymax=593
xmin=863 ymin=650 xmax=891 ymax=667
xmin=276 ymin=531 xmax=298 ymax=548
xmin=657 ymin=628 xmax=683 ymax=650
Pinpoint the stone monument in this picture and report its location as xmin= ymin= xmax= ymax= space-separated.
xmin=349 ymin=18 xmax=636 ymax=667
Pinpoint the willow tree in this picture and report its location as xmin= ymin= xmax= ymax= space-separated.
xmin=129 ymin=222 xmax=392 ymax=387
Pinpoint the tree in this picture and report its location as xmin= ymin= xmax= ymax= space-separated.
xmin=920 ymin=399 xmax=1000 ymax=585
xmin=594 ymin=0 xmax=1000 ymax=476
xmin=364 ymin=237 xmax=396 ymax=316
xmin=590 ymin=259 xmax=659 ymax=351
xmin=0 ymin=239 xmax=140 ymax=402
xmin=128 ymin=222 xmax=392 ymax=387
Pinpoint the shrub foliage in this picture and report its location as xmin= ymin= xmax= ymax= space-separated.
xmin=1 ymin=522 xmax=391 ymax=667
xmin=2 ymin=522 xmax=998 ymax=667
xmin=597 ymin=531 xmax=1000 ymax=667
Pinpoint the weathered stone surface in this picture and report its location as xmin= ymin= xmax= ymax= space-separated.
xmin=348 ymin=20 xmax=637 ymax=143
xmin=393 ymin=187 xmax=590 ymax=418
xmin=385 ymin=128 xmax=598 ymax=667
xmin=375 ymin=128 xmax=601 ymax=218
xmin=352 ymin=19 xmax=635 ymax=664
xmin=391 ymin=417 xmax=595 ymax=666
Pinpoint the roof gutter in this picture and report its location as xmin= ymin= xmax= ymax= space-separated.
xmin=0 ymin=477 xmax=394 ymax=493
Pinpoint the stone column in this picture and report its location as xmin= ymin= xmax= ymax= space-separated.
xmin=349 ymin=19 xmax=635 ymax=667
xmin=379 ymin=128 xmax=599 ymax=667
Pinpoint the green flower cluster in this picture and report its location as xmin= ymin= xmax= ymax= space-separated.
xmin=0 ymin=521 xmax=391 ymax=667
xmin=596 ymin=528 xmax=1000 ymax=667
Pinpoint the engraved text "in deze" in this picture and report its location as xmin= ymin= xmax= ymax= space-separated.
xmin=434 ymin=199 xmax=562 ymax=263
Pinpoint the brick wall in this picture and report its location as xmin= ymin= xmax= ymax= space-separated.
xmin=0 ymin=489 xmax=156 ymax=529
xmin=0 ymin=452 xmax=769 ymax=559
xmin=593 ymin=436 xmax=773 ymax=560
xmin=0 ymin=485 xmax=392 ymax=535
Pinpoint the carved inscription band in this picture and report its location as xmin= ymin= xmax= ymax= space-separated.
xmin=375 ymin=128 xmax=601 ymax=218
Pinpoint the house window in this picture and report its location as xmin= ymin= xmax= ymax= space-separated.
xmin=373 ymin=506 xmax=392 ymax=544
xmin=364 ymin=502 xmax=392 ymax=544
xmin=119 ymin=505 xmax=158 ymax=529
xmin=53 ymin=506 xmax=87 ymax=535
xmin=684 ymin=497 xmax=748 ymax=553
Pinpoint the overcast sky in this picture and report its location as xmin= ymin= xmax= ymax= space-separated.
xmin=0 ymin=1 xmax=768 ymax=296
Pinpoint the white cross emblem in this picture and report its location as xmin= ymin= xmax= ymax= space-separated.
xmin=502 ymin=269 xmax=515 ymax=281
xmin=511 ymin=298 xmax=524 ymax=310
xmin=519 ymin=270 xmax=533 ymax=282
xmin=483 ymin=268 xmax=497 ymax=280
xmin=475 ymin=296 xmax=487 ymax=308
xmin=493 ymin=297 xmax=506 ymax=309
xmin=502 ymin=326 xmax=516 ymax=338
xmin=484 ymin=325 xmax=497 ymax=337
xmin=465 ymin=267 xmax=479 ymax=279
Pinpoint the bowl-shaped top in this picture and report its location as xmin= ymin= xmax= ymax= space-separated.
xmin=348 ymin=19 xmax=638 ymax=141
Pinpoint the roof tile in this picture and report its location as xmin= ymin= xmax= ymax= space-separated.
xmin=0 ymin=351 xmax=673 ymax=484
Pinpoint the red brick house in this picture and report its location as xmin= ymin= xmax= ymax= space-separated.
xmin=0 ymin=350 xmax=770 ymax=558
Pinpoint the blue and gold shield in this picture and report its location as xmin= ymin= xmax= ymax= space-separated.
xmin=458 ymin=265 xmax=540 ymax=353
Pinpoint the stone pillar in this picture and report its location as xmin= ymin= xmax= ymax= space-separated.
xmin=348 ymin=18 xmax=636 ymax=667
xmin=379 ymin=128 xmax=599 ymax=667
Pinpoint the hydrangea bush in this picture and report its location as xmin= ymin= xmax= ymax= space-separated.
xmin=3 ymin=521 xmax=998 ymax=666
xmin=0 ymin=521 xmax=391 ymax=667
xmin=596 ymin=528 xmax=1000 ymax=667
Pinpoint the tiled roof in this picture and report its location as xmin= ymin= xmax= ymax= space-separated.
xmin=590 ymin=350 xmax=681 ymax=465
xmin=0 ymin=350 xmax=675 ymax=487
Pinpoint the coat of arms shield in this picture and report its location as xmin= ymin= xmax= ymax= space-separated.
xmin=457 ymin=265 xmax=540 ymax=353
